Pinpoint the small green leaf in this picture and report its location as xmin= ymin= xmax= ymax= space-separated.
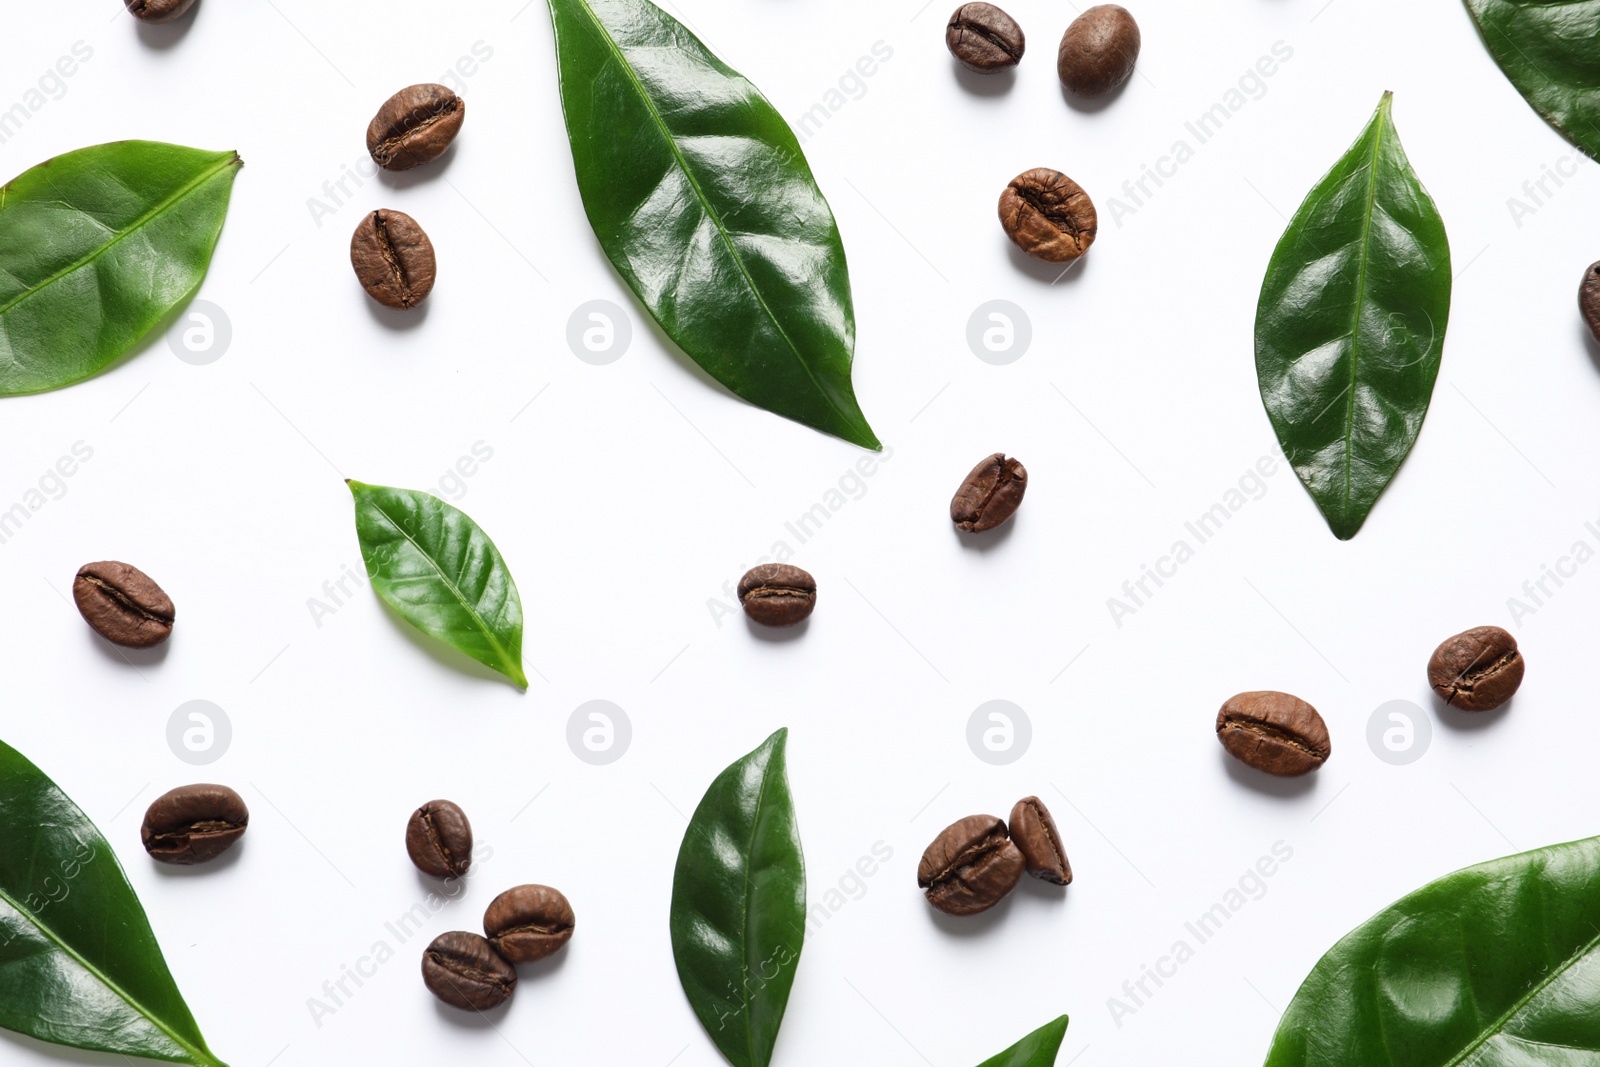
xmin=976 ymin=1016 xmax=1071 ymax=1067
xmin=1464 ymin=0 xmax=1600 ymax=161
xmin=670 ymin=729 xmax=805 ymax=1067
xmin=0 ymin=140 xmax=241 ymax=396
xmin=0 ymin=738 xmax=226 ymax=1065
xmin=545 ymin=0 xmax=880 ymax=449
xmin=1255 ymin=92 xmax=1452 ymax=540
xmin=347 ymin=480 xmax=527 ymax=687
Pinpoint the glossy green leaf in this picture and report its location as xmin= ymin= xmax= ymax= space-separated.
xmin=1265 ymin=836 xmax=1600 ymax=1066
xmin=670 ymin=729 xmax=805 ymax=1067
xmin=0 ymin=739 xmax=225 ymax=1065
xmin=1255 ymin=92 xmax=1451 ymax=540
xmin=1464 ymin=0 xmax=1600 ymax=160
xmin=545 ymin=0 xmax=880 ymax=449
xmin=976 ymin=1016 xmax=1071 ymax=1067
xmin=347 ymin=480 xmax=527 ymax=688
xmin=0 ymin=140 xmax=240 ymax=396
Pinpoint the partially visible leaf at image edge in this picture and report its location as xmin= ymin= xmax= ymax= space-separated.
xmin=1255 ymin=92 xmax=1451 ymax=540
xmin=1463 ymin=0 xmax=1600 ymax=161
xmin=347 ymin=480 xmax=527 ymax=688
xmin=670 ymin=729 xmax=805 ymax=1067
xmin=0 ymin=738 xmax=226 ymax=1065
xmin=544 ymin=0 xmax=880 ymax=449
xmin=0 ymin=140 xmax=240 ymax=396
xmin=1264 ymin=835 xmax=1600 ymax=1065
xmin=977 ymin=1016 xmax=1071 ymax=1067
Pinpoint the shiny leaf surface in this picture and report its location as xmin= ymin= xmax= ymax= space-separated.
xmin=976 ymin=1015 xmax=1071 ymax=1067
xmin=1464 ymin=0 xmax=1600 ymax=160
xmin=1255 ymin=92 xmax=1451 ymax=540
xmin=670 ymin=729 xmax=805 ymax=1067
xmin=545 ymin=0 xmax=879 ymax=448
xmin=1264 ymin=836 xmax=1600 ymax=1066
xmin=0 ymin=141 xmax=240 ymax=396
xmin=347 ymin=480 xmax=527 ymax=688
xmin=0 ymin=739 xmax=225 ymax=1065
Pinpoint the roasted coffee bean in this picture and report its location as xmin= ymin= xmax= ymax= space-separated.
xmin=73 ymin=561 xmax=175 ymax=648
xmin=124 ymin=0 xmax=196 ymax=23
xmin=1057 ymin=5 xmax=1141 ymax=97
xmin=1216 ymin=691 xmax=1331 ymax=777
xmin=406 ymin=800 xmax=473 ymax=879
xmin=1009 ymin=796 xmax=1071 ymax=885
xmin=1429 ymin=625 xmax=1524 ymax=711
xmin=350 ymin=209 xmax=436 ymax=310
xmin=951 ymin=453 xmax=1027 ymax=532
xmin=422 ymin=931 xmax=517 ymax=1011
xmin=738 ymin=564 xmax=817 ymax=627
xmin=141 ymin=784 xmax=248 ymax=865
xmin=1579 ymin=261 xmax=1600 ymax=344
xmin=367 ymin=84 xmax=466 ymax=171
xmin=946 ymin=4 xmax=1026 ymax=73
xmin=484 ymin=885 xmax=576 ymax=964
xmin=918 ymin=814 xmax=1025 ymax=915
xmin=998 ymin=169 xmax=1097 ymax=263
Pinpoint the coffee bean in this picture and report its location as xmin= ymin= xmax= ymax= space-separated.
xmin=1429 ymin=625 xmax=1524 ymax=711
xmin=946 ymin=4 xmax=1026 ymax=74
xmin=141 ymin=784 xmax=248 ymax=865
xmin=484 ymin=885 xmax=576 ymax=964
xmin=422 ymin=931 xmax=517 ymax=1011
xmin=918 ymin=814 xmax=1025 ymax=915
xmin=1057 ymin=5 xmax=1141 ymax=97
xmin=73 ymin=561 xmax=174 ymax=649
xmin=367 ymin=84 xmax=466 ymax=172
xmin=124 ymin=0 xmax=196 ymax=23
xmin=1216 ymin=691 xmax=1331 ymax=777
xmin=738 ymin=564 xmax=817 ymax=627
xmin=350 ymin=209 xmax=436 ymax=310
xmin=1009 ymin=796 xmax=1071 ymax=885
xmin=999 ymin=169 xmax=1097 ymax=263
xmin=951 ymin=453 xmax=1027 ymax=532
xmin=406 ymin=800 xmax=473 ymax=879
xmin=1579 ymin=261 xmax=1600 ymax=344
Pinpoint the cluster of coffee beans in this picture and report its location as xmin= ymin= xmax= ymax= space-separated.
xmin=1215 ymin=625 xmax=1526 ymax=778
xmin=918 ymin=796 xmax=1070 ymax=916
xmin=348 ymin=84 xmax=466 ymax=311
xmin=73 ymin=560 xmax=175 ymax=648
xmin=405 ymin=800 xmax=575 ymax=1011
xmin=141 ymin=784 xmax=248 ymax=864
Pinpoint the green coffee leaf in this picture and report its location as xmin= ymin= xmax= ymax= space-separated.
xmin=977 ymin=1015 xmax=1071 ymax=1067
xmin=1464 ymin=0 xmax=1600 ymax=161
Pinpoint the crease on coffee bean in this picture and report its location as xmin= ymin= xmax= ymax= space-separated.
xmin=1015 ymin=183 xmax=1092 ymax=250
xmin=1019 ymin=798 xmax=1067 ymax=875
xmin=427 ymin=952 xmax=513 ymax=990
xmin=495 ymin=920 xmax=573 ymax=940
xmin=925 ymin=832 xmax=1009 ymax=887
xmin=950 ymin=16 xmax=1022 ymax=60
xmin=420 ymin=805 xmax=460 ymax=872
xmin=746 ymin=586 xmax=812 ymax=601
xmin=1442 ymin=649 xmax=1522 ymax=702
xmin=1219 ymin=718 xmax=1324 ymax=757
xmin=371 ymin=213 xmax=415 ymax=307
xmin=374 ymin=100 xmax=461 ymax=163
xmin=80 ymin=574 xmax=174 ymax=625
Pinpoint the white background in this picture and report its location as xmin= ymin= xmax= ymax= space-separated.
xmin=2 ymin=0 xmax=1598 ymax=1064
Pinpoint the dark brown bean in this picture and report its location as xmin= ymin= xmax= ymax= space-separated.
xmin=367 ymin=84 xmax=466 ymax=171
xmin=350 ymin=209 xmax=436 ymax=310
xmin=484 ymin=885 xmax=576 ymax=964
xmin=946 ymin=3 xmax=1026 ymax=73
xmin=1216 ymin=691 xmax=1331 ymax=777
xmin=422 ymin=932 xmax=517 ymax=1011
xmin=1057 ymin=5 xmax=1141 ymax=97
xmin=1428 ymin=625 xmax=1524 ymax=712
xmin=73 ymin=561 xmax=175 ymax=649
xmin=141 ymin=784 xmax=248 ymax=865
xmin=406 ymin=800 xmax=473 ymax=879
xmin=951 ymin=453 xmax=1027 ymax=532
xmin=918 ymin=814 xmax=1025 ymax=915
xmin=1009 ymin=796 xmax=1071 ymax=885
xmin=124 ymin=0 xmax=196 ymax=23
xmin=1579 ymin=261 xmax=1600 ymax=345
xmin=738 ymin=564 xmax=817 ymax=627
xmin=998 ymin=169 xmax=1097 ymax=263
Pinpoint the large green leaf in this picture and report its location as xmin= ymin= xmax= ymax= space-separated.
xmin=976 ymin=1016 xmax=1071 ymax=1067
xmin=670 ymin=729 xmax=805 ymax=1067
xmin=1464 ymin=0 xmax=1600 ymax=160
xmin=0 ymin=141 xmax=240 ymax=396
xmin=0 ymin=739 xmax=225 ymax=1065
xmin=346 ymin=480 xmax=527 ymax=688
xmin=1264 ymin=836 xmax=1600 ymax=1066
xmin=1255 ymin=92 xmax=1451 ymax=540
xmin=544 ymin=0 xmax=880 ymax=449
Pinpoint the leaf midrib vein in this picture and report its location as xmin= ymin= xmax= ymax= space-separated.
xmin=1438 ymin=924 xmax=1600 ymax=1067
xmin=1340 ymin=106 xmax=1388 ymax=521
xmin=0 ymin=153 xmax=237 ymax=321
